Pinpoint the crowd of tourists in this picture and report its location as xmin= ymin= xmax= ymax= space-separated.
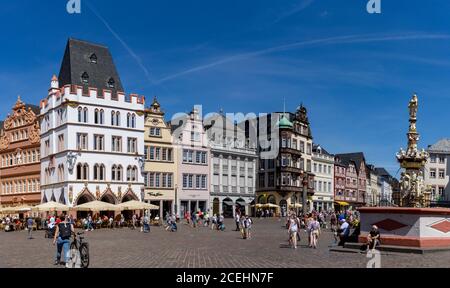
xmin=284 ymin=209 xmax=376 ymax=250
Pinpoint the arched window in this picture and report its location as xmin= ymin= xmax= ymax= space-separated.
xmin=116 ymin=112 xmax=120 ymax=126
xmin=100 ymin=110 xmax=104 ymax=125
xmin=131 ymin=114 xmax=136 ymax=128
xmin=127 ymin=113 xmax=131 ymax=128
xmin=83 ymin=164 xmax=89 ymax=180
xmin=111 ymin=111 xmax=115 ymax=126
xmin=94 ymin=109 xmax=99 ymax=124
xmin=77 ymin=163 xmax=83 ymax=180
xmin=100 ymin=164 xmax=105 ymax=181
xmin=112 ymin=165 xmax=117 ymax=181
xmin=117 ymin=165 xmax=123 ymax=181
xmin=93 ymin=164 xmax=99 ymax=180
xmin=126 ymin=166 xmax=131 ymax=182
xmin=83 ymin=108 xmax=88 ymax=123
xmin=132 ymin=166 xmax=137 ymax=182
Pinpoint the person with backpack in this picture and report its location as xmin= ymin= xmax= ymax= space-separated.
xmin=27 ymin=216 xmax=34 ymax=240
xmin=53 ymin=215 xmax=74 ymax=267
xmin=245 ymin=216 xmax=253 ymax=240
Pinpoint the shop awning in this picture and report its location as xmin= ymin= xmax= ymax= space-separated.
xmin=236 ymin=200 xmax=246 ymax=206
xmin=223 ymin=200 xmax=234 ymax=206
xmin=335 ymin=201 xmax=350 ymax=206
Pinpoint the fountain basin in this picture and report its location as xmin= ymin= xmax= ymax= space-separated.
xmin=358 ymin=207 xmax=450 ymax=248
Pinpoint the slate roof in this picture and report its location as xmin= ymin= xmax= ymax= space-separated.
xmin=374 ymin=167 xmax=391 ymax=177
xmin=335 ymin=152 xmax=366 ymax=172
xmin=58 ymin=38 xmax=124 ymax=96
xmin=427 ymin=139 xmax=450 ymax=153
xmin=313 ymin=144 xmax=333 ymax=156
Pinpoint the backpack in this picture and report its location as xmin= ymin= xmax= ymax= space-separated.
xmin=59 ymin=223 xmax=72 ymax=239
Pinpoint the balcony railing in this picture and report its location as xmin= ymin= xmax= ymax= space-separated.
xmin=280 ymin=147 xmax=302 ymax=156
xmin=280 ymin=166 xmax=303 ymax=174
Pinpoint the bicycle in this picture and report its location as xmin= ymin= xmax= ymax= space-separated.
xmin=69 ymin=232 xmax=90 ymax=268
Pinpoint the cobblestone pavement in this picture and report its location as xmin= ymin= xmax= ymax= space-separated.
xmin=1 ymin=218 xmax=449 ymax=268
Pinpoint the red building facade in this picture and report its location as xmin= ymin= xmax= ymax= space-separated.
xmin=335 ymin=153 xmax=367 ymax=208
xmin=0 ymin=97 xmax=41 ymax=207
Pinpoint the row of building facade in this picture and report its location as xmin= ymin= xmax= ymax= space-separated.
xmin=0 ymin=38 xmax=401 ymax=218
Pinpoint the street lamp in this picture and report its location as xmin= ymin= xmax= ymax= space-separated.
xmin=174 ymin=184 xmax=178 ymax=217
xmin=302 ymin=175 xmax=308 ymax=215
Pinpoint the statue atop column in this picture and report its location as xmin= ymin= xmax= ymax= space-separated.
xmin=396 ymin=94 xmax=430 ymax=208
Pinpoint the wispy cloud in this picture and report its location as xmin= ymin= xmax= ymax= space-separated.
xmin=85 ymin=1 xmax=155 ymax=85
xmin=273 ymin=0 xmax=315 ymax=24
xmin=155 ymin=33 xmax=450 ymax=84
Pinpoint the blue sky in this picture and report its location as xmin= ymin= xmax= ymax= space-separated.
xmin=1 ymin=0 xmax=450 ymax=176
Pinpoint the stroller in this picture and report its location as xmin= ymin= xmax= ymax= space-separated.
xmin=170 ymin=222 xmax=177 ymax=232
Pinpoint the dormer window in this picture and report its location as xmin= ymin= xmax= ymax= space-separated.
xmin=107 ymin=77 xmax=115 ymax=88
xmin=81 ymin=72 xmax=89 ymax=84
xmin=90 ymin=53 xmax=97 ymax=64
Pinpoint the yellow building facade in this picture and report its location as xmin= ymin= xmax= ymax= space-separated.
xmin=143 ymin=98 xmax=177 ymax=218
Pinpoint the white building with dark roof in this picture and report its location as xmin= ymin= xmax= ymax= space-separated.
xmin=312 ymin=145 xmax=334 ymax=212
xmin=40 ymin=39 xmax=145 ymax=211
xmin=425 ymin=139 xmax=450 ymax=202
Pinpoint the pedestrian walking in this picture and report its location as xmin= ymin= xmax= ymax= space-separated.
xmin=53 ymin=215 xmax=74 ymax=267
xmin=294 ymin=214 xmax=301 ymax=242
xmin=211 ymin=214 xmax=217 ymax=230
xmin=192 ymin=212 xmax=197 ymax=228
xmin=235 ymin=213 xmax=240 ymax=231
xmin=204 ymin=212 xmax=210 ymax=227
xmin=86 ymin=214 xmax=93 ymax=231
xmin=143 ymin=213 xmax=150 ymax=233
xmin=27 ymin=216 xmax=34 ymax=239
xmin=245 ymin=216 xmax=253 ymax=240
xmin=288 ymin=216 xmax=298 ymax=249
xmin=308 ymin=216 xmax=320 ymax=249
xmin=132 ymin=214 xmax=137 ymax=230
xmin=217 ymin=214 xmax=225 ymax=231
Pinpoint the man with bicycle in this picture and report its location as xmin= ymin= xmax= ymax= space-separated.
xmin=53 ymin=215 xmax=74 ymax=267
